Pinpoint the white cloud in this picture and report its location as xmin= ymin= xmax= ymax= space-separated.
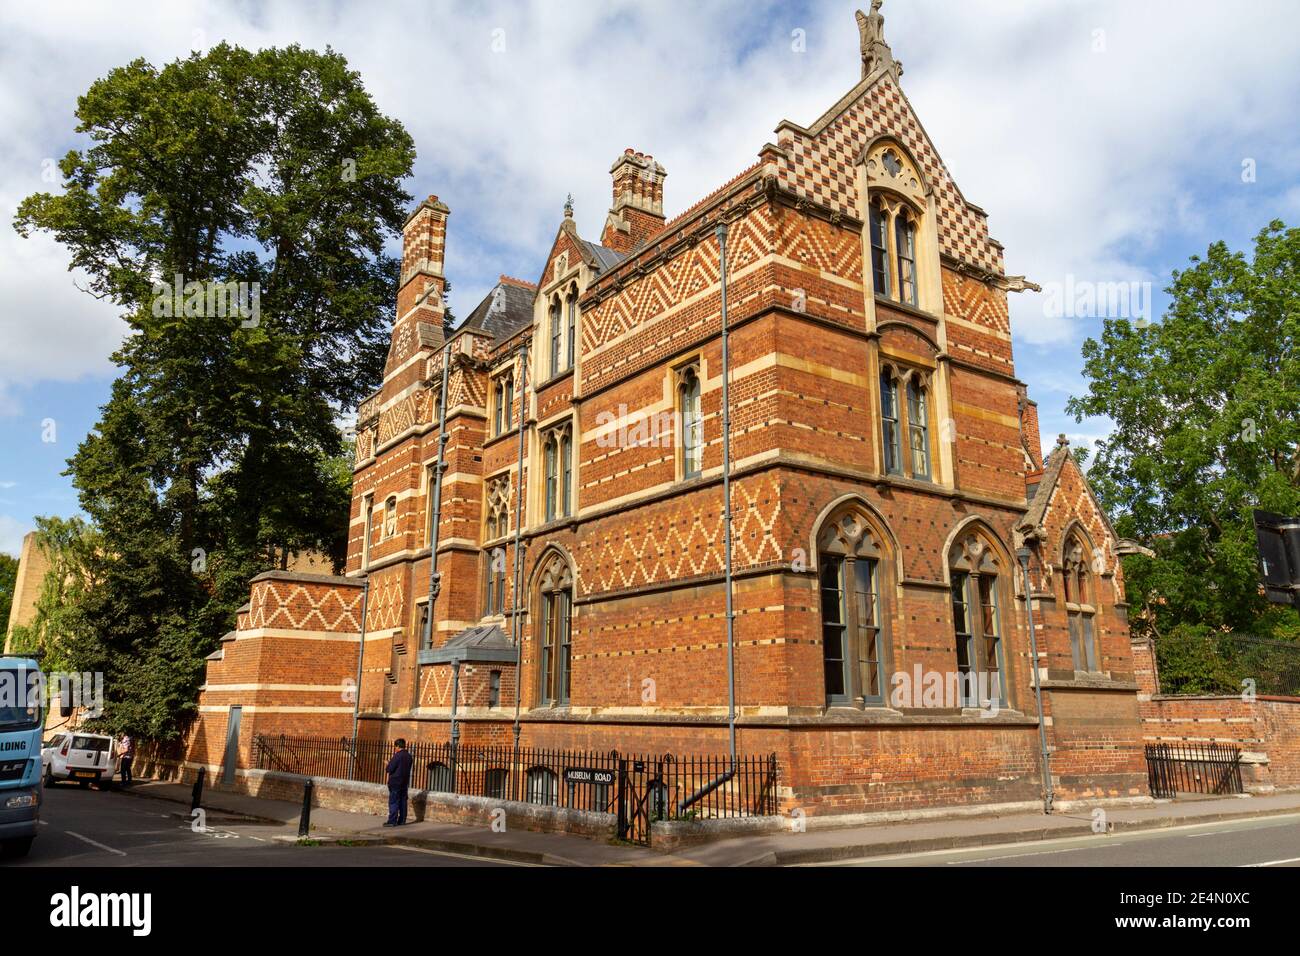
xmin=0 ymin=514 xmax=29 ymax=557
xmin=0 ymin=199 xmax=127 ymax=416
xmin=1 ymin=0 xmax=1297 ymax=392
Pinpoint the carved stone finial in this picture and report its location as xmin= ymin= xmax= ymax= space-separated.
xmin=1057 ymin=433 xmax=1070 ymax=446
xmin=564 ymin=193 xmax=574 ymax=218
xmin=856 ymin=1 xmax=899 ymax=79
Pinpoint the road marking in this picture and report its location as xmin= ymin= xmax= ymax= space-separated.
xmin=65 ymin=831 xmax=126 ymax=857
xmin=1243 ymin=856 xmax=1300 ymax=867
xmin=388 ymin=844 xmax=538 ymax=867
xmin=946 ymin=844 xmax=1117 ymax=864
xmin=802 ymin=811 xmax=1300 ymax=867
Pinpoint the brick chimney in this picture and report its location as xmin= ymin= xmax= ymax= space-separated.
xmin=600 ymin=149 xmax=667 ymax=253
xmin=1020 ymin=393 xmax=1044 ymax=475
xmin=395 ymin=192 xmax=452 ymax=338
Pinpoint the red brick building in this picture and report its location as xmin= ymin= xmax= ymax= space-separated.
xmin=188 ymin=7 xmax=1151 ymax=816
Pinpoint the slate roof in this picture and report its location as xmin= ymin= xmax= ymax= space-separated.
xmin=460 ymin=281 xmax=536 ymax=343
xmin=421 ymin=624 xmax=519 ymax=664
xmin=576 ymin=238 xmax=627 ymax=274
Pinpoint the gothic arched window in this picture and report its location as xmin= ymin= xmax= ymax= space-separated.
xmin=542 ymin=424 xmax=572 ymax=522
xmin=483 ymin=477 xmax=510 ymax=616
xmin=869 ymin=199 xmax=891 ymax=297
xmin=949 ymin=530 xmax=1010 ymax=708
xmin=906 ymin=376 xmax=931 ymax=479
xmin=549 ymin=297 xmax=562 ymax=377
xmin=817 ymin=507 xmax=891 ymax=706
xmin=383 ymin=495 xmax=397 ymax=539
xmin=864 ymin=142 xmax=928 ymax=310
xmin=537 ymin=553 xmax=574 ymax=706
xmin=880 ymin=370 xmax=902 ymax=475
xmin=895 ymin=211 xmax=918 ymax=306
xmin=880 ymin=365 xmax=933 ymax=481
xmin=493 ymin=371 xmax=514 ymax=437
xmin=566 ymin=287 xmax=578 ymax=371
xmin=1064 ymin=534 xmax=1099 ymax=672
xmin=678 ymin=364 xmax=703 ymax=479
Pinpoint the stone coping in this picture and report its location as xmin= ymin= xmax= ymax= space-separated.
xmin=364 ymin=709 xmax=1042 ymax=729
xmin=249 ymin=569 xmax=365 ymax=587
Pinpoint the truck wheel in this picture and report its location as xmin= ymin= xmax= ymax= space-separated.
xmin=1 ymin=838 xmax=33 ymax=859
xmin=43 ymin=765 xmax=54 ymax=786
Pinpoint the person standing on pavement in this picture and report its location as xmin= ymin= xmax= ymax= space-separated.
xmin=117 ymin=732 xmax=134 ymax=786
xmin=384 ymin=738 xmax=413 ymax=827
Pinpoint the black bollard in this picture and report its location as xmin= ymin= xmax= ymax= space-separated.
xmin=190 ymin=766 xmax=206 ymax=813
xmin=298 ymin=778 xmax=314 ymax=838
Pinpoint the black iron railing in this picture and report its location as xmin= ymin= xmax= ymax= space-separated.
xmin=1155 ymin=632 xmax=1300 ymax=697
xmin=1145 ymin=742 xmax=1243 ymax=798
xmin=252 ymin=733 xmax=778 ymax=821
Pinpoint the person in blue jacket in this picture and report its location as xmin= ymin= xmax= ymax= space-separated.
xmin=384 ymin=738 xmax=413 ymax=827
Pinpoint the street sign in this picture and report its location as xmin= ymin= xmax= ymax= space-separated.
xmin=564 ymin=767 xmax=615 ymax=786
xmin=1253 ymin=510 xmax=1300 ymax=606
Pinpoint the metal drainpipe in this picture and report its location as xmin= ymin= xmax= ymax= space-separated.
xmin=1018 ymin=547 xmax=1054 ymax=814
xmin=717 ymin=220 xmax=738 ymax=767
xmin=418 ymin=342 xmax=453 ymax=718
xmin=510 ymin=342 xmax=530 ymax=785
xmin=348 ymin=577 xmax=370 ymax=781
xmin=679 ymin=219 xmax=739 ymax=814
xmin=449 ymin=658 xmax=462 ymax=754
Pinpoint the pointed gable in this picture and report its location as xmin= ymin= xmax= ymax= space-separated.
xmin=1020 ymin=437 xmax=1124 ymax=583
xmin=773 ymin=71 xmax=1004 ymax=276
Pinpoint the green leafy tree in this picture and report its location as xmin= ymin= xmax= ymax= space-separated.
xmin=3 ymin=517 xmax=101 ymax=674
xmin=0 ymin=551 xmax=18 ymax=642
xmin=1068 ymin=221 xmax=1300 ymax=642
xmin=13 ymin=44 xmax=413 ymax=738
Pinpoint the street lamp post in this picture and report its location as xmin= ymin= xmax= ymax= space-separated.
xmin=1017 ymin=545 xmax=1054 ymax=814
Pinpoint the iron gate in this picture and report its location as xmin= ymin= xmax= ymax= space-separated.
xmin=1145 ymin=742 xmax=1243 ymax=798
xmin=615 ymin=757 xmax=654 ymax=846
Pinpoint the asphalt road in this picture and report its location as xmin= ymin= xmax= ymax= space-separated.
xmin=814 ymin=811 xmax=1300 ymax=867
xmin=5 ymin=782 xmax=522 ymax=868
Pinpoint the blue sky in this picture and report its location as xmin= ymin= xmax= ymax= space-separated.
xmin=2 ymin=0 xmax=1299 ymax=556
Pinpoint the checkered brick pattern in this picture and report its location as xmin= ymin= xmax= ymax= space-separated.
xmin=778 ymin=73 xmax=1004 ymax=275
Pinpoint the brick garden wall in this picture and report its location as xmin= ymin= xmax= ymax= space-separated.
xmin=1133 ymin=638 xmax=1300 ymax=791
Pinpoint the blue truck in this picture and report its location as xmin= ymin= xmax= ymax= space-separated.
xmin=0 ymin=654 xmax=44 ymax=858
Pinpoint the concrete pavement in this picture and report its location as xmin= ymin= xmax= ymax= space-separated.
xmin=811 ymin=811 xmax=1300 ymax=867
xmin=113 ymin=775 xmax=1300 ymax=867
xmin=9 ymin=784 xmax=519 ymax=867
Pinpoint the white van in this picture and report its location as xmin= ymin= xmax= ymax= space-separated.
xmin=42 ymin=732 xmax=119 ymax=788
